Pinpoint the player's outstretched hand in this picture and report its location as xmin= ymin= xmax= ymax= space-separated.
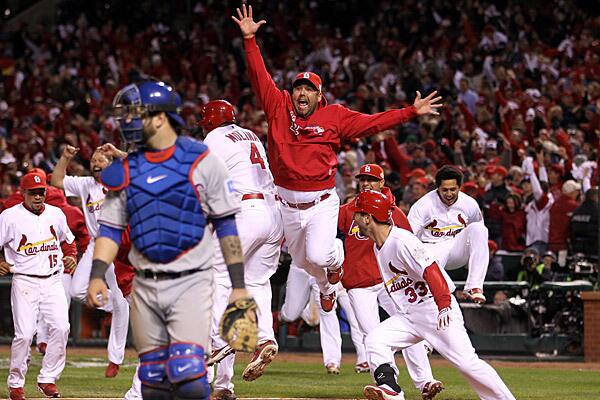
xmin=87 ymin=278 xmax=109 ymax=308
xmin=232 ymin=3 xmax=266 ymax=39
xmin=413 ymin=90 xmax=443 ymax=116
xmin=98 ymin=143 xmax=127 ymax=160
xmin=0 ymin=261 xmax=13 ymax=276
xmin=437 ymin=307 xmax=451 ymax=330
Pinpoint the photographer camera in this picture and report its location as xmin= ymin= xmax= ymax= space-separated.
xmin=517 ymin=248 xmax=546 ymax=288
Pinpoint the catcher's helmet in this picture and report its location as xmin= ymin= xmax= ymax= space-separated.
xmin=197 ymin=100 xmax=236 ymax=133
xmin=348 ymin=189 xmax=392 ymax=222
xmin=112 ymin=81 xmax=185 ymax=143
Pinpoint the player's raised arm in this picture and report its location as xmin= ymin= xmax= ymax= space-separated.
xmin=231 ymin=3 xmax=266 ymax=39
xmin=51 ymin=145 xmax=79 ymax=190
xmin=232 ymin=3 xmax=283 ymax=117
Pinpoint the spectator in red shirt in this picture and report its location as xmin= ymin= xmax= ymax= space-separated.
xmin=498 ymin=193 xmax=527 ymax=251
xmin=548 ymin=180 xmax=582 ymax=254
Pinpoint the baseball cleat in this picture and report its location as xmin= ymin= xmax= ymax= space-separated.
xmin=37 ymin=383 xmax=60 ymax=398
xmin=8 ymin=387 xmax=25 ymax=400
xmin=355 ymin=362 xmax=370 ymax=373
xmin=422 ymin=379 xmax=444 ymax=399
xmin=319 ymin=291 xmax=337 ymax=312
xmin=466 ymin=288 xmax=486 ymax=304
xmin=326 ymin=363 xmax=340 ymax=374
xmin=207 ymin=344 xmax=235 ymax=366
xmin=105 ymin=362 xmax=120 ymax=378
xmin=212 ymin=388 xmax=237 ymax=400
xmin=363 ymin=384 xmax=405 ymax=400
xmin=326 ymin=267 xmax=344 ymax=284
xmin=242 ymin=340 xmax=278 ymax=381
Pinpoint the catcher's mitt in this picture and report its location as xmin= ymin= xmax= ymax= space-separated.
xmin=219 ymin=296 xmax=258 ymax=353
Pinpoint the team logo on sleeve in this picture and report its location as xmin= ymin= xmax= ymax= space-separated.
xmin=17 ymin=226 xmax=59 ymax=255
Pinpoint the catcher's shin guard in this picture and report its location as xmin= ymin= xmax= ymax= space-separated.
xmin=166 ymin=342 xmax=210 ymax=399
xmin=139 ymin=347 xmax=171 ymax=399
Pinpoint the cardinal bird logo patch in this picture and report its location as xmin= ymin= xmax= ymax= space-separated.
xmin=425 ymin=214 xmax=466 ymax=238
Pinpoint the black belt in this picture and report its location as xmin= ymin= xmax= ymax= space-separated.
xmin=135 ymin=267 xmax=206 ymax=281
xmin=17 ymin=270 xmax=60 ymax=279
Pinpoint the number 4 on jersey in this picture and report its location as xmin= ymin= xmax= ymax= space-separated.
xmin=249 ymin=143 xmax=265 ymax=169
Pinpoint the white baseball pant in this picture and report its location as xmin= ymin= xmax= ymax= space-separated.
xmin=70 ymin=239 xmax=130 ymax=365
xmin=277 ymin=187 xmax=343 ymax=296
xmin=210 ymin=194 xmax=282 ymax=392
xmin=312 ymin=281 xmax=367 ymax=367
xmin=36 ymin=273 xmax=71 ymax=347
xmin=8 ymin=274 xmax=70 ymax=388
xmin=347 ymin=283 xmax=435 ymax=391
xmin=365 ymin=296 xmax=515 ymax=400
xmin=424 ymin=222 xmax=489 ymax=292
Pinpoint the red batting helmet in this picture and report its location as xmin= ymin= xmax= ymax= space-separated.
xmin=197 ymin=100 xmax=236 ymax=133
xmin=348 ymin=189 xmax=391 ymax=222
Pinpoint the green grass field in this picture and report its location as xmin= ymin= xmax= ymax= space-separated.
xmin=1 ymin=352 xmax=599 ymax=399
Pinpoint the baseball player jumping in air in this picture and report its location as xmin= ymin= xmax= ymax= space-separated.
xmin=51 ymin=144 xmax=130 ymax=377
xmin=408 ymin=165 xmax=490 ymax=303
xmin=1 ymin=171 xmax=77 ymax=400
xmin=87 ymin=80 xmax=251 ymax=400
xmin=350 ymin=190 xmax=515 ymax=400
xmin=198 ymin=100 xmax=283 ymax=400
xmin=338 ymin=164 xmax=443 ymax=399
xmin=232 ymin=3 xmax=442 ymax=313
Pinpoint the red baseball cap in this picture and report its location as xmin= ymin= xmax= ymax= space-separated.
xmin=407 ymin=168 xmax=426 ymax=178
xmin=21 ymin=171 xmax=48 ymax=190
xmin=348 ymin=189 xmax=391 ymax=222
xmin=355 ymin=164 xmax=384 ymax=180
xmin=293 ymin=72 xmax=322 ymax=92
xmin=413 ymin=177 xmax=430 ymax=187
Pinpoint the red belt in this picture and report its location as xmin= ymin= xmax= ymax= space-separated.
xmin=279 ymin=193 xmax=331 ymax=210
xmin=242 ymin=193 xmax=265 ymax=201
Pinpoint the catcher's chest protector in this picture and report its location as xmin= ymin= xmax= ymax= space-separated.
xmin=125 ymin=137 xmax=209 ymax=263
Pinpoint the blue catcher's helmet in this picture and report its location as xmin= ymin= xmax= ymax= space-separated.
xmin=112 ymin=81 xmax=185 ymax=143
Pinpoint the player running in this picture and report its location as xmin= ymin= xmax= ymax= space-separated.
xmin=198 ymin=100 xmax=283 ymax=399
xmin=350 ymin=190 xmax=515 ymax=400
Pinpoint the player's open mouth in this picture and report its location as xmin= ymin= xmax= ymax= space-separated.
xmin=297 ymin=99 xmax=309 ymax=110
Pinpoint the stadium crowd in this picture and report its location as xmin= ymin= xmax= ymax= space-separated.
xmin=0 ymin=0 xmax=599 ymax=282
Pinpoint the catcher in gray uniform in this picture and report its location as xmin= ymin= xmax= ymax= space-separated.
xmin=86 ymin=80 xmax=255 ymax=400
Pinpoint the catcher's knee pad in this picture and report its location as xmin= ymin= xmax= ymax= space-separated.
xmin=139 ymin=347 xmax=171 ymax=398
xmin=166 ymin=342 xmax=210 ymax=399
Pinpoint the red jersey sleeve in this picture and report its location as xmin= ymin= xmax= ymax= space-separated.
xmin=336 ymin=105 xmax=417 ymax=140
xmin=422 ymin=262 xmax=451 ymax=310
xmin=244 ymin=37 xmax=285 ymax=117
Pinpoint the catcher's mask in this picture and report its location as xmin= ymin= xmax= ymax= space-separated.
xmin=197 ymin=100 xmax=237 ymax=134
xmin=112 ymin=81 xmax=185 ymax=144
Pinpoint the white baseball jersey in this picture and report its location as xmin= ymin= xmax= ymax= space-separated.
xmin=374 ymin=227 xmax=455 ymax=314
xmin=63 ymin=176 xmax=105 ymax=238
xmin=0 ymin=203 xmax=75 ymax=275
xmin=524 ymin=193 xmax=554 ymax=246
xmin=408 ymin=190 xmax=483 ymax=243
xmin=203 ymin=124 xmax=276 ymax=196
